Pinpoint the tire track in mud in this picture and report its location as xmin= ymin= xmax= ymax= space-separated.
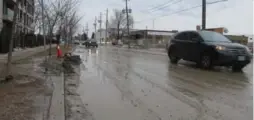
xmin=99 ymin=53 xmax=233 ymax=120
xmin=98 ymin=47 xmax=251 ymax=119
xmin=96 ymin=64 xmax=163 ymax=120
xmin=133 ymin=62 xmax=252 ymax=114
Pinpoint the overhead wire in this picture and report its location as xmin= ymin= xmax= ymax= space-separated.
xmin=135 ymin=0 xmax=228 ymax=24
xmin=149 ymin=0 xmax=183 ymax=13
xmin=148 ymin=0 xmax=175 ymax=10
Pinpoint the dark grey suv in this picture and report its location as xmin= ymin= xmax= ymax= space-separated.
xmin=167 ymin=30 xmax=252 ymax=71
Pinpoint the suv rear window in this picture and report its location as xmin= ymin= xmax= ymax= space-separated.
xmin=175 ymin=32 xmax=188 ymax=40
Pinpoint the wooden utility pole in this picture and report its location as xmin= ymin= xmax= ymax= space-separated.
xmin=98 ymin=12 xmax=102 ymax=44
xmin=125 ymin=0 xmax=130 ymax=48
xmin=105 ymin=8 xmax=108 ymax=44
xmin=93 ymin=16 xmax=97 ymax=40
xmin=6 ymin=0 xmax=19 ymax=77
xmin=202 ymin=0 xmax=206 ymax=29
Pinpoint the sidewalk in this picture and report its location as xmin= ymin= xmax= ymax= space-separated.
xmin=0 ymin=45 xmax=66 ymax=120
xmin=0 ymin=46 xmax=49 ymax=63
xmin=0 ymin=45 xmax=50 ymax=78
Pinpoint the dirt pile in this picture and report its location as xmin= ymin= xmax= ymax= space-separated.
xmin=62 ymin=54 xmax=82 ymax=73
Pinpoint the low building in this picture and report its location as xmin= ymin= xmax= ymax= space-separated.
xmin=126 ymin=29 xmax=178 ymax=48
xmin=225 ymin=35 xmax=248 ymax=45
xmin=196 ymin=25 xmax=249 ymax=45
xmin=246 ymin=35 xmax=253 ymax=43
xmin=94 ymin=29 xmax=109 ymax=43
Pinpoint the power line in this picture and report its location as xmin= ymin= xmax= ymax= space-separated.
xmin=135 ymin=0 xmax=227 ymax=24
xmin=140 ymin=0 xmax=182 ymax=14
xmin=147 ymin=0 xmax=175 ymax=11
xmin=149 ymin=0 xmax=182 ymax=13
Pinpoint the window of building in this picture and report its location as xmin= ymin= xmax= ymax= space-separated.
xmin=3 ymin=1 xmax=8 ymax=15
xmin=20 ymin=11 xmax=23 ymax=22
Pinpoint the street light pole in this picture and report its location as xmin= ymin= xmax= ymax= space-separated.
xmin=202 ymin=0 xmax=206 ymax=30
xmin=93 ymin=16 xmax=97 ymax=40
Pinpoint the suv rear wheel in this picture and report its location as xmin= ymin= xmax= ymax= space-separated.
xmin=168 ymin=49 xmax=179 ymax=64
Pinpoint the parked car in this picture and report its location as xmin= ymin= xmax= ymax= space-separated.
xmin=167 ymin=30 xmax=252 ymax=71
xmin=112 ymin=40 xmax=118 ymax=45
xmin=74 ymin=41 xmax=80 ymax=45
xmin=85 ymin=39 xmax=98 ymax=48
xmin=82 ymin=40 xmax=90 ymax=46
xmin=247 ymin=42 xmax=253 ymax=53
xmin=112 ymin=40 xmax=123 ymax=46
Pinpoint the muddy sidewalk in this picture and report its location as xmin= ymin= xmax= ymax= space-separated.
xmin=0 ymin=54 xmax=64 ymax=120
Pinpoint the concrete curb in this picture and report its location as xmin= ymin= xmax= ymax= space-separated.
xmin=48 ymin=73 xmax=65 ymax=120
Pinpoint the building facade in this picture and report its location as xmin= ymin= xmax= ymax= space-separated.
xmin=127 ymin=29 xmax=178 ymax=48
xmin=0 ymin=0 xmax=34 ymax=33
xmin=94 ymin=29 xmax=109 ymax=43
xmin=0 ymin=0 xmax=35 ymax=53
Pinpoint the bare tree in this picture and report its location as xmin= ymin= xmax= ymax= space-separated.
xmin=4 ymin=0 xmax=82 ymax=78
xmin=60 ymin=11 xmax=83 ymax=48
xmin=37 ymin=0 xmax=81 ymax=54
xmin=5 ymin=0 xmax=20 ymax=78
xmin=109 ymin=9 xmax=134 ymax=41
xmin=34 ymin=0 xmax=43 ymax=34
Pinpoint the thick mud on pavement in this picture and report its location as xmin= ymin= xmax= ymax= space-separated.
xmin=64 ymin=54 xmax=95 ymax=120
xmin=0 ymin=56 xmax=59 ymax=120
xmin=73 ymin=46 xmax=252 ymax=120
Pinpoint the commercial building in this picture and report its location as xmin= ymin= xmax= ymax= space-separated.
xmin=127 ymin=29 xmax=178 ymax=48
xmin=0 ymin=0 xmax=35 ymax=53
xmin=196 ymin=25 xmax=249 ymax=45
xmin=94 ymin=29 xmax=109 ymax=43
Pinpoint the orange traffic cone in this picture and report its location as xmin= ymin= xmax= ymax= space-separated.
xmin=57 ymin=45 xmax=63 ymax=58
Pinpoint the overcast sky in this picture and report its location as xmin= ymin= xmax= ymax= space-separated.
xmin=76 ymin=0 xmax=253 ymax=36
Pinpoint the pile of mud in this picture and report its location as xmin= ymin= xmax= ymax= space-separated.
xmin=62 ymin=53 xmax=82 ymax=73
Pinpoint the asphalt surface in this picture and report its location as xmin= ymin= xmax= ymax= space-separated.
xmin=74 ymin=46 xmax=253 ymax=120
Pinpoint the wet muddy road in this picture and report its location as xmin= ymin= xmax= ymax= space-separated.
xmin=74 ymin=46 xmax=253 ymax=120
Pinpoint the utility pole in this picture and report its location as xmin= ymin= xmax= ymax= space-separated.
xmin=202 ymin=0 xmax=206 ymax=30
xmin=85 ymin=23 xmax=89 ymax=35
xmin=152 ymin=19 xmax=155 ymax=29
xmin=105 ymin=8 xmax=108 ymax=44
xmin=98 ymin=12 xmax=102 ymax=44
xmin=125 ymin=0 xmax=130 ymax=48
xmin=93 ymin=16 xmax=97 ymax=40
xmin=41 ymin=0 xmax=46 ymax=50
